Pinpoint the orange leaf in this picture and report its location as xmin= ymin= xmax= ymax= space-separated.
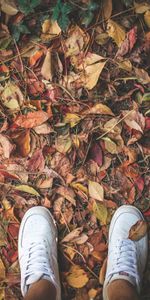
xmin=29 ymin=50 xmax=43 ymax=66
xmin=13 ymin=129 xmax=31 ymax=157
xmin=14 ymin=111 xmax=49 ymax=128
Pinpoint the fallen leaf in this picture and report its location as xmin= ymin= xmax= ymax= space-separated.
xmin=55 ymin=134 xmax=72 ymax=154
xmin=103 ymin=0 xmax=112 ymax=20
xmin=128 ymin=220 xmax=147 ymax=241
xmin=144 ymin=10 xmax=150 ymax=28
xmin=56 ymin=186 xmax=76 ymax=206
xmin=0 ymin=134 xmax=14 ymax=158
xmin=134 ymin=2 xmax=150 ymax=14
xmin=88 ymin=288 xmax=97 ymax=299
xmin=89 ymin=143 xmax=103 ymax=167
xmin=123 ymin=110 xmax=145 ymax=133
xmin=103 ymin=137 xmax=118 ymax=154
xmin=134 ymin=67 xmax=150 ymax=84
xmin=92 ymin=201 xmax=108 ymax=225
xmin=27 ymin=149 xmax=45 ymax=171
xmin=116 ymin=27 xmax=137 ymax=57
xmin=29 ymin=50 xmax=43 ymax=66
xmin=107 ymin=19 xmax=126 ymax=47
xmin=118 ymin=59 xmax=132 ymax=72
xmin=62 ymin=227 xmax=83 ymax=243
xmin=88 ymin=181 xmax=104 ymax=201
xmin=64 ymin=113 xmax=81 ymax=128
xmin=0 ymin=0 xmax=18 ymax=15
xmin=14 ymin=185 xmax=40 ymax=196
xmin=41 ymin=19 xmax=61 ymax=41
xmin=99 ymin=257 xmax=107 ymax=285
xmin=63 ymin=25 xmax=89 ymax=57
xmin=67 ymin=265 xmax=89 ymax=288
xmin=83 ymin=103 xmax=114 ymax=116
xmin=1 ymin=82 xmax=24 ymax=110
xmin=0 ymin=258 xmax=5 ymax=280
xmin=34 ymin=123 xmax=53 ymax=134
xmin=12 ymin=129 xmax=31 ymax=157
xmin=81 ymin=60 xmax=106 ymax=90
xmin=14 ymin=111 xmax=49 ymax=128
xmin=41 ymin=50 xmax=52 ymax=81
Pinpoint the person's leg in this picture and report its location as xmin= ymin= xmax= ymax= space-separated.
xmin=24 ymin=279 xmax=56 ymax=300
xmin=18 ymin=206 xmax=61 ymax=300
xmin=103 ymin=205 xmax=148 ymax=300
xmin=107 ymin=279 xmax=139 ymax=300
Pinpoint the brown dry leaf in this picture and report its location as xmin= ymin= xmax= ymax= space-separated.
xmin=64 ymin=247 xmax=76 ymax=260
xmin=0 ymin=134 xmax=14 ymax=158
xmin=118 ymin=59 xmax=132 ymax=72
xmin=34 ymin=123 xmax=53 ymax=134
xmin=62 ymin=227 xmax=83 ymax=243
xmin=83 ymin=103 xmax=114 ymax=116
xmin=41 ymin=50 xmax=52 ymax=81
xmin=80 ymin=60 xmax=107 ymax=90
xmin=134 ymin=67 xmax=150 ymax=84
xmin=12 ymin=129 xmax=31 ymax=157
xmin=107 ymin=19 xmax=126 ymax=47
xmin=14 ymin=111 xmax=49 ymax=128
xmin=72 ymin=233 xmax=88 ymax=245
xmin=103 ymin=0 xmax=112 ymax=20
xmin=56 ymin=186 xmax=76 ymax=206
xmin=134 ymin=2 xmax=150 ymax=14
xmin=0 ymin=0 xmax=18 ymax=15
xmin=41 ymin=19 xmax=61 ymax=41
xmin=128 ymin=220 xmax=147 ymax=241
xmin=88 ymin=180 xmax=104 ymax=201
xmin=99 ymin=257 xmax=107 ymax=285
xmin=66 ymin=265 xmax=89 ymax=288
xmin=123 ymin=110 xmax=145 ymax=133
xmin=0 ymin=258 xmax=5 ymax=281
xmin=144 ymin=10 xmax=150 ymax=28
xmin=63 ymin=25 xmax=89 ymax=57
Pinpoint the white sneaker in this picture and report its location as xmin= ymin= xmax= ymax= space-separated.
xmin=18 ymin=206 xmax=61 ymax=300
xmin=103 ymin=205 xmax=148 ymax=300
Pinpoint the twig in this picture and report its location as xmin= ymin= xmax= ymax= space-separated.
xmin=13 ymin=39 xmax=24 ymax=73
xmin=96 ymin=110 xmax=134 ymax=140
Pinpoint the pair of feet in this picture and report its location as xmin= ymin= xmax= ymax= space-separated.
xmin=18 ymin=205 xmax=148 ymax=300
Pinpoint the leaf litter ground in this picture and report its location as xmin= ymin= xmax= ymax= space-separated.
xmin=0 ymin=0 xmax=150 ymax=299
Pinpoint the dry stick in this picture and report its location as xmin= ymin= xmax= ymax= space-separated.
xmin=96 ymin=109 xmax=134 ymax=140
xmin=62 ymin=244 xmax=99 ymax=279
xmin=13 ymin=39 xmax=24 ymax=73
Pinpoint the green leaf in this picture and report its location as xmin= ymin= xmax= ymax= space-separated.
xmin=12 ymin=23 xmax=30 ymax=41
xmin=14 ymin=185 xmax=40 ymax=196
xmin=18 ymin=0 xmax=41 ymax=15
xmin=92 ymin=201 xmax=108 ymax=225
xmin=142 ymin=93 xmax=150 ymax=102
xmin=81 ymin=11 xmax=94 ymax=27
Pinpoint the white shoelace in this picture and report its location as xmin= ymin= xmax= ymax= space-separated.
xmin=108 ymin=239 xmax=140 ymax=287
xmin=21 ymin=240 xmax=55 ymax=284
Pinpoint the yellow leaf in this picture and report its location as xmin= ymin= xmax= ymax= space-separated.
xmin=84 ymin=103 xmax=114 ymax=116
xmin=92 ymin=201 xmax=108 ymax=225
xmin=103 ymin=0 xmax=112 ymax=19
xmin=67 ymin=265 xmax=89 ymax=288
xmin=144 ymin=10 xmax=150 ymax=28
xmin=55 ymin=134 xmax=72 ymax=154
xmin=128 ymin=220 xmax=147 ymax=241
xmin=118 ymin=59 xmax=132 ymax=72
xmin=81 ymin=60 xmax=107 ymax=90
xmin=64 ymin=113 xmax=81 ymax=128
xmin=88 ymin=181 xmax=104 ymax=201
xmin=0 ymin=288 xmax=5 ymax=299
xmin=95 ymin=31 xmax=109 ymax=45
xmin=14 ymin=185 xmax=40 ymax=196
xmin=0 ymin=0 xmax=18 ymax=15
xmin=103 ymin=137 xmax=118 ymax=154
xmin=64 ymin=247 xmax=76 ymax=260
xmin=41 ymin=20 xmax=61 ymax=41
xmin=134 ymin=2 xmax=150 ymax=14
xmin=72 ymin=134 xmax=80 ymax=148
xmin=88 ymin=288 xmax=98 ymax=299
xmin=71 ymin=182 xmax=88 ymax=194
xmin=41 ymin=50 xmax=52 ymax=81
xmin=0 ymin=258 xmax=5 ymax=281
xmin=107 ymin=19 xmax=126 ymax=47
xmin=1 ymin=82 xmax=24 ymax=111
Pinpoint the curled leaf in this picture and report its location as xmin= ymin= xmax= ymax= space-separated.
xmin=128 ymin=220 xmax=147 ymax=241
xmin=14 ymin=185 xmax=40 ymax=196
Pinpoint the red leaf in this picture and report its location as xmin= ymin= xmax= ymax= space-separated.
xmin=116 ymin=26 xmax=137 ymax=57
xmin=134 ymin=177 xmax=144 ymax=192
xmin=145 ymin=117 xmax=150 ymax=130
xmin=27 ymin=149 xmax=45 ymax=171
xmin=144 ymin=209 xmax=150 ymax=217
xmin=14 ymin=111 xmax=49 ymax=128
xmin=89 ymin=143 xmax=103 ymax=166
